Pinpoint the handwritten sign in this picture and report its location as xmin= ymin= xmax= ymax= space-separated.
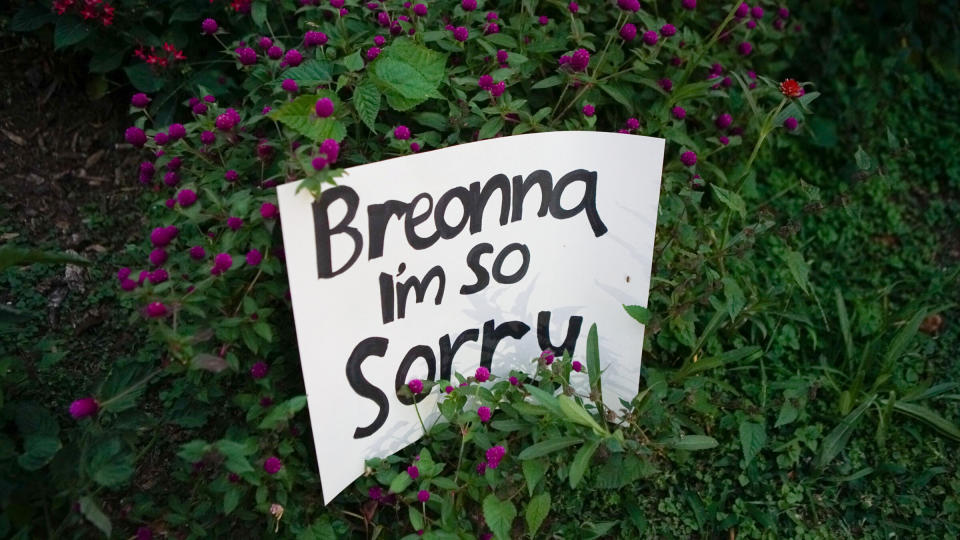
xmin=277 ymin=131 xmax=664 ymax=503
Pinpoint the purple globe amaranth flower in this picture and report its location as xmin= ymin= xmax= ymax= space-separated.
xmin=582 ymin=104 xmax=595 ymax=117
xmin=672 ymin=106 xmax=687 ymax=119
xmin=417 ymin=490 xmax=430 ymax=503
xmin=773 ymin=18 xmax=785 ymax=31
xmin=321 ymin=138 xmax=340 ymax=162
xmin=121 ymin=279 xmax=137 ymax=291
xmin=315 ymin=97 xmax=335 ymax=118
xmin=131 ymin=93 xmax=151 ymax=108
xmin=281 ymin=79 xmax=299 ymax=93
xmin=413 ymin=3 xmax=427 ymax=16
xmin=489 ymin=81 xmax=506 ymax=98
xmin=394 ymin=125 xmax=411 ymax=140
xmin=642 ymin=30 xmax=659 ymax=46
xmin=224 ymin=169 xmax=239 ymax=182
xmin=476 ymin=461 xmax=487 ymax=474
xmin=263 ymin=456 xmax=282 ymax=474
xmin=486 ymin=11 xmax=499 ymax=21
xmin=538 ymin=15 xmax=548 ymax=25
xmin=715 ymin=113 xmax=733 ymax=130
xmin=617 ymin=0 xmax=640 ymax=12
xmin=201 ymin=18 xmax=218 ymax=34
xmin=117 ymin=267 xmax=131 ymax=281
xmin=212 ymin=252 xmax=233 ymax=275
xmin=619 ymin=23 xmax=637 ymax=41
xmin=189 ymin=245 xmax=206 ymax=260
xmin=541 ymin=349 xmax=555 ymax=364
xmin=267 ymin=46 xmax=283 ymax=60
xmin=485 ymin=445 xmax=506 ymax=464
xmin=681 ymin=151 xmax=698 ymax=167
xmin=146 ymin=302 xmax=168 ymax=318
xmin=176 ymin=189 xmax=197 ymax=207
xmin=746 ymin=20 xmax=757 ymax=30
xmin=203 ymin=95 xmax=216 ymax=103
xmin=125 ymin=126 xmax=147 ymax=147
xmin=452 ymin=26 xmax=469 ymax=42
xmin=461 ymin=0 xmax=477 ymax=11
xmin=496 ymin=49 xmax=509 ymax=64
xmin=148 ymin=268 xmax=168 ymax=284
xmin=374 ymin=35 xmax=386 ymax=47
xmin=751 ymin=5 xmax=765 ymax=19
xmin=569 ymin=1 xmax=579 ymax=13
xmin=284 ymin=49 xmax=303 ymax=67
xmin=408 ymin=378 xmax=424 ymax=394
xmin=246 ymin=249 xmax=263 ymax=266
xmin=258 ymin=36 xmax=273 ymax=50
xmin=778 ymin=7 xmax=790 ymax=18
xmin=661 ymin=24 xmax=677 ymax=37
xmin=304 ymin=31 xmax=328 ymax=47
xmin=509 ymin=376 xmax=519 ymax=385
xmin=735 ymin=2 xmax=749 ymax=18
xmin=572 ymin=361 xmax=583 ymax=372
xmin=658 ymin=78 xmax=673 ymax=91
xmin=200 ymin=130 xmax=216 ymax=145
xmin=738 ymin=42 xmax=753 ymax=56
xmin=312 ymin=156 xmax=328 ymax=170
xmin=368 ymin=486 xmax=382 ymax=500
xmin=154 ymin=132 xmax=169 ymax=146
xmin=149 ymin=248 xmax=168 ymax=267
xmin=626 ymin=117 xmax=640 ymax=130
xmin=192 ymin=102 xmax=209 ymax=115
xmin=168 ymin=123 xmax=186 ymax=140
xmin=227 ymin=217 xmax=243 ymax=230
xmin=250 ymin=361 xmax=269 ymax=379
xmin=69 ymin=397 xmax=99 ymax=419
xmin=407 ymin=465 xmax=420 ymax=479
xmin=719 ymin=135 xmax=730 ymax=145
xmin=483 ymin=22 xmax=501 ymax=35
xmin=682 ymin=0 xmax=696 ymax=9
xmin=478 ymin=74 xmax=494 ymax=90
xmin=260 ymin=202 xmax=278 ymax=219
xmin=236 ymin=47 xmax=257 ymax=66
xmin=410 ymin=142 xmax=421 ymax=152
xmin=475 ymin=366 xmax=490 ymax=382
xmin=477 ymin=406 xmax=492 ymax=422
xmin=167 ymin=158 xmax=182 ymax=172
xmin=150 ymin=225 xmax=178 ymax=247
xmin=569 ymin=48 xmax=590 ymax=71
xmin=163 ymin=171 xmax=179 ymax=187
xmin=366 ymin=47 xmax=381 ymax=61
xmin=215 ymin=114 xmax=237 ymax=132
xmin=783 ymin=117 xmax=799 ymax=131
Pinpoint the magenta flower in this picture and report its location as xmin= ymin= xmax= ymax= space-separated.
xmin=258 ymin=37 xmax=273 ymax=50
xmin=413 ymin=3 xmax=427 ymax=16
xmin=200 ymin=130 xmax=215 ymax=145
xmin=485 ymin=445 xmax=506 ymax=464
xmin=661 ymin=24 xmax=677 ymax=37
xmin=189 ymin=245 xmax=206 ymax=260
xmin=541 ymin=349 xmax=555 ymax=364
xmin=281 ymin=79 xmax=299 ymax=93
xmin=509 ymin=376 xmax=519 ymax=386
xmin=569 ymin=48 xmax=590 ymax=71
xmin=489 ymin=81 xmax=506 ymax=98
xmin=131 ymin=93 xmax=150 ymax=108
xmin=408 ymin=378 xmax=424 ymax=394
xmin=478 ymin=74 xmax=494 ymax=90
xmin=212 ymin=252 xmax=233 ymax=275
xmin=374 ymin=35 xmax=386 ymax=47
xmin=620 ymin=23 xmax=637 ymax=41
xmin=444 ymin=385 xmax=453 ymax=393
xmin=260 ymin=202 xmax=278 ymax=219
xmin=284 ymin=49 xmax=303 ymax=67
xmin=452 ymin=26 xmax=469 ymax=42
xmin=461 ymin=0 xmax=477 ymax=11
xmin=783 ymin=117 xmax=798 ymax=131
xmin=407 ymin=465 xmax=420 ymax=479
xmin=658 ymin=78 xmax=673 ymax=91
xmin=672 ymin=106 xmax=687 ymax=119
xmin=642 ymin=30 xmax=658 ymax=46
xmin=148 ymin=268 xmax=168 ymax=284
xmin=715 ymin=113 xmax=732 ymax=130
xmin=477 ymin=406 xmax=492 ymax=422
xmin=569 ymin=2 xmax=579 ymax=13
xmin=236 ymin=47 xmax=257 ymax=66
xmin=251 ymin=361 xmax=269 ymax=379
xmin=146 ymin=302 xmax=168 ymax=318
xmin=224 ymin=169 xmax=239 ymax=182
xmin=626 ymin=117 xmax=640 ymax=130
xmin=746 ymin=20 xmax=757 ymax=30
xmin=719 ymin=136 xmax=730 ymax=145
xmin=417 ymin=490 xmax=430 ymax=503
xmin=150 ymin=226 xmax=178 ymax=247
xmin=778 ymin=7 xmax=790 ymax=18
xmin=304 ymin=31 xmax=328 ymax=47
xmin=312 ymin=156 xmax=328 ymax=170
xmin=315 ymin=97 xmax=334 ymax=118
xmin=369 ymin=486 xmax=382 ymax=500
xmin=168 ymin=123 xmax=186 ymax=140
xmin=149 ymin=248 xmax=167 ymax=267
xmin=267 ymin=46 xmax=283 ymax=60
xmin=682 ymin=0 xmax=696 ymax=9
xmin=572 ymin=361 xmax=583 ymax=372
xmin=582 ymin=104 xmax=595 ymax=117
xmin=681 ymin=151 xmax=697 ymax=167
xmin=496 ymin=49 xmax=508 ymax=64
xmin=320 ymin=138 xmax=340 ymax=163
xmin=410 ymin=142 xmax=421 ymax=152
xmin=201 ymin=18 xmax=218 ymax=34
xmin=69 ymin=397 xmax=99 ymax=419
xmin=263 ymin=456 xmax=282 ymax=474
xmin=617 ymin=0 xmax=640 ymax=12
xmin=751 ymin=5 xmax=764 ymax=19
xmin=476 ymin=461 xmax=487 ymax=474
xmin=246 ymin=249 xmax=263 ymax=266
xmin=735 ymin=3 xmax=749 ymax=18
xmin=366 ymin=47 xmax=381 ymax=60
xmin=475 ymin=366 xmax=490 ymax=382
xmin=176 ymin=189 xmax=197 ymax=207
xmin=125 ymin=126 xmax=147 ymax=147
xmin=117 ymin=267 xmax=131 ymax=281
xmin=394 ymin=125 xmax=411 ymax=140
xmin=227 ymin=217 xmax=243 ymax=231
xmin=121 ymin=278 xmax=136 ymax=291
xmin=215 ymin=114 xmax=236 ymax=132
xmin=154 ymin=132 xmax=169 ymax=146
xmin=738 ymin=42 xmax=753 ymax=56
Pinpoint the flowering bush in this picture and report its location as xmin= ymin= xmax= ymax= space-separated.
xmin=11 ymin=0 xmax=826 ymax=536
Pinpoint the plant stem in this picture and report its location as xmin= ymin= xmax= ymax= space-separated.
xmin=413 ymin=400 xmax=427 ymax=436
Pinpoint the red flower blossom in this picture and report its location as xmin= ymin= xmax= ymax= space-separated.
xmin=779 ymin=79 xmax=803 ymax=98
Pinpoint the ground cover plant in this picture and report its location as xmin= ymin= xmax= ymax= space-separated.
xmin=1 ymin=0 xmax=959 ymax=538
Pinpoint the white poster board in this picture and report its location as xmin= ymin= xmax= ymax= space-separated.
xmin=277 ymin=131 xmax=664 ymax=503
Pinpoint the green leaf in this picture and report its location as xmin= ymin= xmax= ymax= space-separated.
xmin=89 ymin=46 xmax=127 ymax=74
xmin=816 ymin=394 xmax=876 ymax=469
xmin=586 ymin=323 xmax=602 ymax=398
xmin=297 ymin=517 xmax=336 ymax=540
xmin=518 ymin=437 xmax=583 ymax=460
xmin=253 ymin=321 xmax=273 ymax=342
xmin=169 ymin=5 xmax=202 ymax=22
xmin=738 ymin=421 xmax=766 ymax=465
xmin=569 ymin=439 xmax=600 ymax=488
xmin=524 ymin=385 xmax=564 ymax=419
xmin=223 ymin=489 xmax=241 ymax=515
xmin=0 ymin=246 xmax=89 ymax=272
xmin=269 ymin=93 xmax=347 ymax=143
xmin=258 ymin=396 xmax=308 ymax=429
xmin=478 ymin=116 xmax=504 ymax=140
xmin=79 ymin=496 xmax=112 ymax=538
xmin=711 ymin=184 xmax=747 ymax=219
xmin=413 ymin=112 xmax=448 ymax=130
xmin=88 ymin=438 xmax=134 ymax=487
xmin=835 ymin=289 xmax=854 ymax=362
xmin=353 ymin=79 xmax=381 ymax=132
xmin=93 ymin=462 xmax=135 ymax=487
xmin=522 ymin=459 xmax=547 ymax=496
xmin=622 ymin=305 xmax=651 ymax=325
xmin=10 ymin=4 xmax=56 ymax=32
xmin=531 ymin=75 xmax=563 ymax=89
xmin=343 ymin=50 xmax=365 ymax=72
xmin=482 ymin=494 xmax=517 ymax=540
xmin=599 ymin=82 xmax=634 ymax=110
xmin=125 ymin=63 xmax=165 ymax=93
xmin=216 ymin=440 xmax=255 ymax=474
xmin=370 ymin=38 xmax=446 ymax=109
xmin=284 ymin=60 xmax=333 ymax=86
xmin=251 ymin=1 xmax=267 ymax=28
xmin=881 ymin=308 xmax=927 ymax=374
xmin=557 ymin=395 xmax=606 ymax=435
xmin=17 ymin=435 xmax=61 ymax=471
xmin=854 ymin=145 xmax=872 ymax=170
xmin=54 ymin=16 xmax=91 ymax=49
xmin=664 ymin=435 xmax=718 ymax=451
xmin=784 ymin=250 xmax=812 ymax=294
xmin=389 ymin=470 xmax=413 ymax=493
xmin=408 ymin=506 xmax=424 ymax=530
xmin=891 ymin=401 xmax=960 ymax=442
xmin=525 ymin=493 xmax=551 ymax=536
xmin=775 ymin=399 xmax=799 ymax=428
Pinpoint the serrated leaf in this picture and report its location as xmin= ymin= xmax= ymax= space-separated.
xmin=518 ymin=437 xmax=582 ymax=459
xmin=569 ymin=439 xmax=600 ymax=488
xmin=784 ymin=250 xmax=811 ymax=294
xmin=370 ymin=38 xmax=446 ymax=109
xmin=775 ymin=399 xmax=799 ymax=428
xmin=258 ymin=396 xmax=308 ymax=429
xmin=622 ymin=304 xmax=651 ymax=325
xmin=522 ymin=459 xmax=546 ymax=496
xmin=854 ymin=145 xmax=872 ymax=170
xmin=216 ymin=440 xmax=255 ymax=474
xmin=483 ymin=494 xmax=517 ymax=540
xmin=525 ymin=493 xmax=550 ymax=536
xmin=54 ymin=16 xmax=91 ymax=49
xmin=284 ymin=60 xmax=333 ymax=86
xmin=93 ymin=463 xmax=135 ymax=487
xmin=17 ymin=435 xmax=61 ymax=471
xmin=353 ymin=80 xmax=381 ymax=131
xmin=10 ymin=5 xmax=56 ymax=31
xmin=297 ymin=517 xmax=336 ymax=540
xmin=269 ymin=93 xmax=346 ymax=143
xmin=79 ymin=497 xmax=112 ymax=538
xmin=738 ymin=421 xmax=766 ymax=465
xmin=712 ymin=184 xmax=747 ymax=219
xmin=343 ymin=50 xmax=364 ymax=72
